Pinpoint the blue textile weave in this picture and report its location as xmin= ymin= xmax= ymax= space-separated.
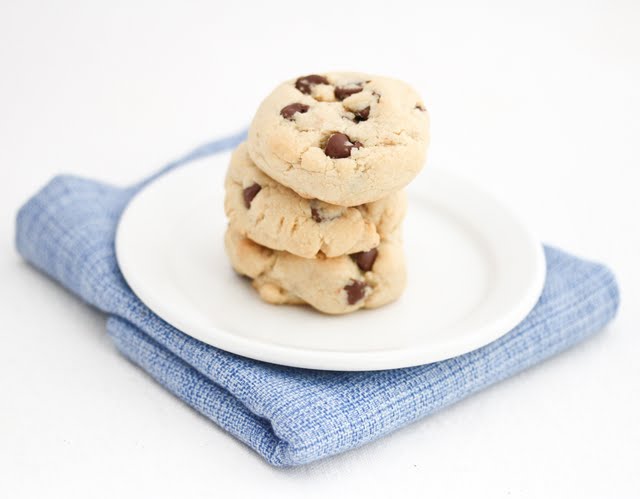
xmin=15 ymin=133 xmax=620 ymax=466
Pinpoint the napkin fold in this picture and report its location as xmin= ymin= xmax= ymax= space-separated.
xmin=15 ymin=133 xmax=620 ymax=466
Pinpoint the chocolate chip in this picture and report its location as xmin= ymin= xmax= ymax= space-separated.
xmin=415 ymin=104 xmax=426 ymax=111
xmin=344 ymin=280 xmax=367 ymax=305
xmin=280 ymin=103 xmax=309 ymax=120
xmin=311 ymin=207 xmax=322 ymax=223
xmin=351 ymin=248 xmax=378 ymax=271
xmin=324 ymin=133 xmax=362 ymax=158
xmin=353 ymin=106 xmax=370 ymax=122
xmin=242 ymin=183 xmax=261 ymax=208
xmin=334 ymin=85 xmax=363 ymax=101
xmin=295 ymin=74 xmax=328 ymax=94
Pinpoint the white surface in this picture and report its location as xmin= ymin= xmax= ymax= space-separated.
xmin=117 ymin=155 xmax=546 ymax=370
xmin=1 ymin=1 xmax=639 ymax=498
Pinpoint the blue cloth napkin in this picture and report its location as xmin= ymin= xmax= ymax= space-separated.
xmin=16 ymin=133 xmax=620 ymax=467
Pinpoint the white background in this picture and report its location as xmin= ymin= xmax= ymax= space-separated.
xmin=1 ymin=1 xmax=639 ymax=497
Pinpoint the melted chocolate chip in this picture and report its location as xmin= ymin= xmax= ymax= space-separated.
xmin=353 ymin=106 xmax=370 ymax=122
xmin=242 ymin=183 xmax=261 ymax=208
xmin=311 ymin=207 xmax=322 ymax=223
xmin=351 ymin=248 xmax=378 ymax=271
xmin=344 ymin=280 xmax=367 ymax=305
xmin=334 ymin=85 xmax=363 ymax=101
xmin=415 ymin=104 xmax=426 ymax=111
xmin=280 ymin=103 xmax=309 ymax=120
xmin=324 ymin=133 xmax=362 ymax=158
xmin=295 ymin=74 xmax=328 ymax=94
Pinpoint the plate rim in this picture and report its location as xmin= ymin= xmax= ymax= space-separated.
xmin=116 ymin=154 xmax=546 ymax=371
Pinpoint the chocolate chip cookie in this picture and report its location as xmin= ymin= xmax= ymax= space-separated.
xmin=225 ymin=142 xmax=407 ymax=258
xmin=247 ymin=72 xmax=429 ymax=206
xmin=224 ymin=226 xmax=406 ymax=315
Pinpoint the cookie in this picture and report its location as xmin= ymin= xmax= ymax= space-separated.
xmin=224 ymin=226 xmax=406 ymax=315
xmin=225 ymin=142 xmax=407 ymax=258
xmin=247 ymin=72 xmax=429 ymax=206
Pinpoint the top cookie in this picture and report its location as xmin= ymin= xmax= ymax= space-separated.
xmin=247 ymin=72 xmax=429 ymax=206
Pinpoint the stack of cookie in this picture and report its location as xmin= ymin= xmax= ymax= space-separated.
xmin=224 ymin=72 xmax=429 ymax=314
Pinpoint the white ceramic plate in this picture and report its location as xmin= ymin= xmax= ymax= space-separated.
xmin=116 ymin=153 xmax=545 ymax=371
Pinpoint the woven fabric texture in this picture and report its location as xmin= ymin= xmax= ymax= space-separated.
xmin=15 ymin=134 xmax=620 ymax=466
